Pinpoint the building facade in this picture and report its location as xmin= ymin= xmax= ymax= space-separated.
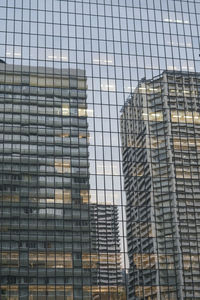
xmin=121 ymin=71 xmax=200 ymax=300
xmin=90 ymin=204 xmax=122 ymax=287
xmin=0 ymin=62 xmax=90 ymax=299
xmin=1 ymin=0 xmax=200 ymax=299
xmin=0 ymin=62 xmax=122 ymax=300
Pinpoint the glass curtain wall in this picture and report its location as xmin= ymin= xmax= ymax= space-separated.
xmin=0 ymin=0 xmax=200 ymax=299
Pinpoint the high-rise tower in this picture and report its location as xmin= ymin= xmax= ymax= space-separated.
xmin=90 ymin=204 xmax=122 ymax=287
xmin=0 ymin=63 xmax=90 ymax=299
xmin=121 ymin=71 xmax=200 ymax=300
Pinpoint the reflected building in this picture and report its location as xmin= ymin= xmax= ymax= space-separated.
xmin=0 ymin=62 xmax=88 ymax=299
xmin=85 ymin=204 xmax=123 ymax=300
xmin=90 ymin=204 xmax=122 ymax=286
xmin=0 ymin=62 xmax=122 ymax=300
xmin=121 ymin=71 xmax=200 ymax=300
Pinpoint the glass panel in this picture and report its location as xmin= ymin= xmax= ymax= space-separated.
xmin=0 ymin=0 xmax=199 ymax=299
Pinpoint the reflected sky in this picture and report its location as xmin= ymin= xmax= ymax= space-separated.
xmin=1 ymin=0 xmax=199 ymax=82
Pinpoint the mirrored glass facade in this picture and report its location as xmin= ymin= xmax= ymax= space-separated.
xmin=0 ymin=0 xmax=200 ymax=299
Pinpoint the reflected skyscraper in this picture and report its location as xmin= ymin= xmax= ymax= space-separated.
xmin=90 ymin=204 xmax=122 ymax=286
xmin=0 ymin=62 xmax=89 ymax=299
xmin=0 ymin=62 xmax=122 ymax=300
xmin=121 ymin=71 xmax=200 ymax=300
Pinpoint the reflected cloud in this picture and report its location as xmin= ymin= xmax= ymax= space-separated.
xmin=101 ymin=79 xmax=116 ymax=91
xmin=47 ymin=55 xmax=68 ymax=61
xmin=163 ymin=18 xmax=189 ymax=24
xmin=6 ymin=52 xmax=21 ymax=57
xmin=6 ymin=46 xmax=22 ymax=58
xmin=93 ymin=53 xmax=114 ymax=65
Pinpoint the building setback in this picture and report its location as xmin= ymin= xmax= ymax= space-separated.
xmin=120 ymin=71 xmax=200 ymax=300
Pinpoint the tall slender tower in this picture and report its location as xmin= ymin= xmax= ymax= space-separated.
xmin=121 ymin=71 xmax=200 ymax=300
xmin=90 ymin=204 xmax=122 ymax=286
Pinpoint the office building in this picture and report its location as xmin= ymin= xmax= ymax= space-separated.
xmin=0 ymin=62 xmax=90 ymax=299
xmin=0 ymin=62 xmax=122 ymax=300
xmin=84 ymin=204 xmax=123 ymax=300
xmin=121 ymin=71 xmax=200 ymax=300
xmin=90 ymin=204 xmax=122 ymax=286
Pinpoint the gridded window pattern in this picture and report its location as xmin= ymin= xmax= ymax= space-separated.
xmin=0 ymin=0 xmax=200 ymax=299
xmin=121 ymin=72 xmax=200 ymax=300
